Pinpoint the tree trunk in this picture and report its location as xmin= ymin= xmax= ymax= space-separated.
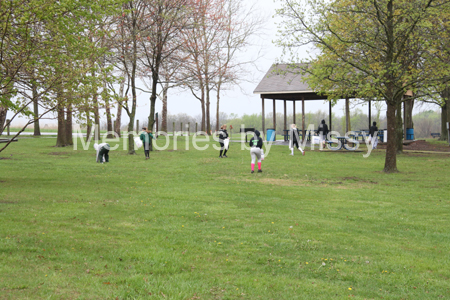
xmin=32 ymin=82 xmax=41 ymax=136
xmin=115 ymin=74 xmax=126 ymax=137
xmin=205 ymin=58 xmax=211 ymax=134
xmin=396 ymin=100 xmax=403 ymax=153
xmin=91 ymin=69 xmax=100 ymax=142
xmin=161 ymin=82 xmax=168 ymax=132
xmin=127 ymin=118 xmax=135 ymax=155
xmin=127 ymin=89 xmax=136 ymax=155
xmin=384 ymin=102 xmax=398 ymax=173
xmin=441 ymin=103 xmax=448 ymax=141
xmin=206 ymin=86 xmax=211 ymax=134
xmin=345 ymin=97 xmax=350 ymax=132
xmin=56 ymin=101 xmax=67 ymax=147
xmin=148 ymin=48 xmax=162 ymax=133
xmin=65 ymin=103 xmax=73 ymax=146
xmin=448 ymin=97 xmax=450 ymax=143
xmin=93 ymin=95 xmax=100 ymax=142
xmin=127 ymin=25 xmax=138 ymax=155
xmin=148 ymin=74 xmax=158 ymax=133
xmin=105 ymin=94 xmax=113 ymax=138
xmin=201 ymin=87 xmax=205 ymax=132
xmin=216 ymin=81 xmax=221 ymax=132
xmin=85 ymin=108 xmax=92 ymax=142
xmin=148 ymin=97 xmax=156 ymax=133
xmin=115 ymin=103 xmax=122 ymax=137
xmin=404 ymin=97 xmax=414 ymax=129
xmin=1 ymin=70 xmax=13 ymax=135
xmin=440 ymin=88 xmax=449 ymax=141
xmin=0 ymin=105 xmax=7 ymax=135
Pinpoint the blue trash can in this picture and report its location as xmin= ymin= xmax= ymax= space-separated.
xmin=406 ymin=128 xmax=414 ymax=140
xmin=266 ymin=129 xmax=276 ymax=141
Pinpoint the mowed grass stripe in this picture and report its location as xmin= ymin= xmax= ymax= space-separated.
xmin=0 ymin=137 xmax=449 ymax=299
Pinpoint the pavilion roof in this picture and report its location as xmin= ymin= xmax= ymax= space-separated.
xmin=253 ymin=64 xmax=328 ymax=101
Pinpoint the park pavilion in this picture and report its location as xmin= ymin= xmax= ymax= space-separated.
xmin=253 ymin=64 xmax=375 ymax=138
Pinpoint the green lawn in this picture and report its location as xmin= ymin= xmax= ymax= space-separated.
xmin=4 ymin=127 xmax=58 ymax=133
xmin=0 ymin=137 xmax=449 ymax=299
xmin=424 ymin=137 xmax=450 ymax=147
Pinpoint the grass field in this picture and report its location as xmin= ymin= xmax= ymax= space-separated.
xmin=1 ymin=136 xmax=449 ymax=299
xmin=3 ymin=127 xmax=59 ymax=133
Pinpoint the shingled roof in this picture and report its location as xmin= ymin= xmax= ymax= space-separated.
xmin=253 ymin=64 xmax=327 ymax=100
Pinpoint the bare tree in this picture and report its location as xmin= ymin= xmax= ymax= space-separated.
xmin=178 ymin=0 xmax=228 ymax=133
xmin=111 ymin=1 xmax=150 ymax=154
xmin=136 ymin=0 xmax=192 ymax=133
xmin=213 ymin=0 xmax=264 ymax=131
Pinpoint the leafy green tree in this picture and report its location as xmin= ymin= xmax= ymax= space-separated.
xmin=0 ymin=0 xmax=126 ymax=151
xmin=275 ymin=0 xmax=450 ymax=172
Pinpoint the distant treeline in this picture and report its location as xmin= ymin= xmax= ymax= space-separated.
xmin=95 ymin=110 xmax=440 ymax=139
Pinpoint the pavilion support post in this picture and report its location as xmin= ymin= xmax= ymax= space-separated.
xmin=302 ymin=96 xmax=305 ymax=139
xmin=283 ymin=100 xmax=287 ymax=131
xmin=273 ymin=99 xmax=276 ymax=132
xmin=329 ymin=101 xmax=332 ymax=131
xmin=345 ymin=97 xmax=350 ymax=132
xmin=261 ymin=97 xmax=265 ymax=134
xmin=368 ymin=100 xmax=372 ymax=129
xmin=403 ymin=100 xmax=406 ymax=140
xmin=293 ymin=101 xmax=296 ymax=125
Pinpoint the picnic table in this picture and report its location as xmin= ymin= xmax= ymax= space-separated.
xmin=347 ymin=131 xmax=370 ymax=141
xmin=377 ymin=130 xmax=385 ymax=142
xmin=431 ymin=132 xmax=441 ymax=139
xmin=306 ymin=130 xmax=318 ymax=142
xmin=358 ymin=130 xmax=369 ymax=140
xmin=349 ymin=132 xmax=360 ymax=141
xmin=326 ymin=136 xmax=357 ymax=151
xmin=346 ymin=130 xmax=381 ymax=141
xmin=282 ymin=129 xmax=302 ymax=141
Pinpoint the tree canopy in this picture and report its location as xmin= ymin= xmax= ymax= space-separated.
xmin=275 ymin=0 xmax=450 ymax=172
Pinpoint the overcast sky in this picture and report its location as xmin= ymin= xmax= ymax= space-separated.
xmin=8 ymin=0 xmax=439 ymax=127
xmin=129 ymin=0 xmax=356 ymax=124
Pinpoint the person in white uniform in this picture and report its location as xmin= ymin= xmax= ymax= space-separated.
xmin=369 ymin=122 xmax=378 ymax=149
xmin=218 ymin=124 xmax=229 ymax=158
xmin=94 ymin=143 xmax=110 ymax=163
xmin=289 ymin=124 xmax=305 ymax=156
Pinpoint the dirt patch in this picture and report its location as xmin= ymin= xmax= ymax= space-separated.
xmin=221 ymin=176 xmax=377 ymax=189
xmin=377 ymin=140 xmax=450 ymax=152
xmin=401 ymin=152 xmax=430 ymax=157
xmin=253 ymin=178 xmax=309 ymax=187
xmin=48 ymin=152 xmax=69 ymax=155
xmin=0 ymin=157 xmax=12 ymax=160
xmin=200 ymin=157 xmax=219 ymax=164
xmin=334 ymin=185 xmax=353 ymax=189
xmin=232 ymin=176 xmax=310 ymax=187
xmin=244 ymin=177 xmax=349 ymax=187
xmin=321 ymin=149 xmax=364 ymax=153
xmin=0 ymin=200 xmax=17 ymax=204
xmin=341 ymin=176 xmax=378 ymax=184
